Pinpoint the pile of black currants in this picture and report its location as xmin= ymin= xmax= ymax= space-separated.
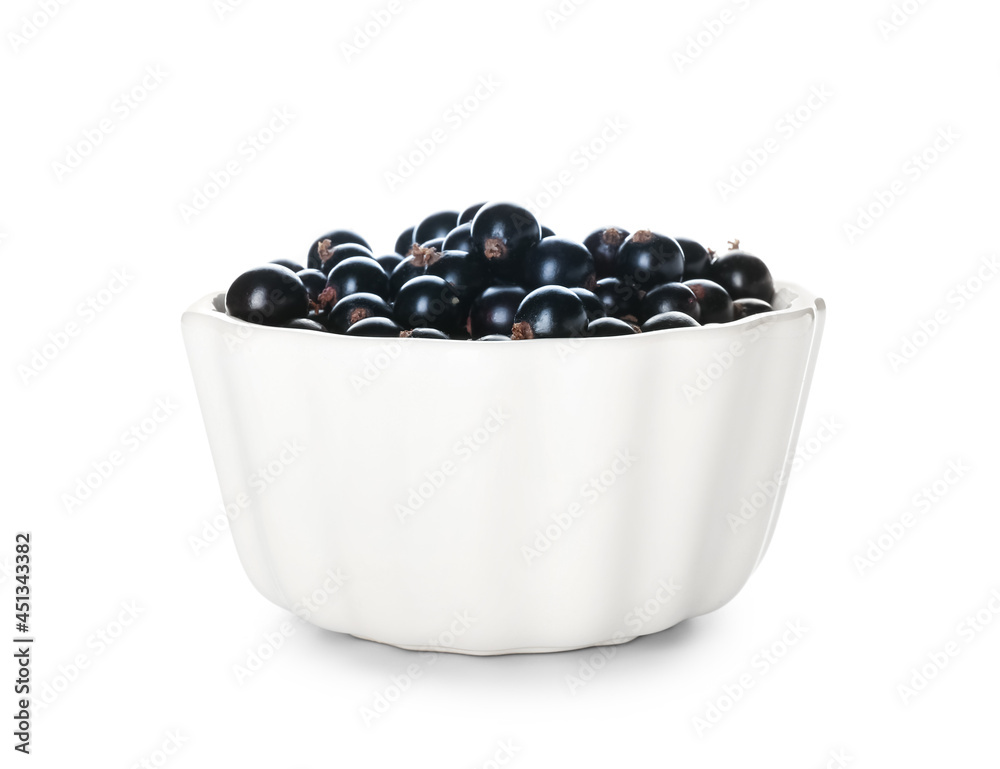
xmin=224 ymin=201 xmax=777 ymax=340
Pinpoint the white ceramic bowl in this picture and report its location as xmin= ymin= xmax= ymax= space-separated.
xmin=182 ymin=282 xmax=825 ymax=655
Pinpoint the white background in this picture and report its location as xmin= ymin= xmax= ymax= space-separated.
xmin=3 ymin=0 xmax=1000 ymax=766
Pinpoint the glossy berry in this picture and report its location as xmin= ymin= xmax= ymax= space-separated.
xmin=618 ymin=230 xmax=684 ymax=289
xmin=733 ymin=298 xmax=773 ymax=319
xmin=684 ymin=279 xmax=734 ymax=324
xmin=346 ymin=317 xmax=403 ymax=337
xmin=226 ymin=265 xmax=308 ymax=326
xmin=586 ymin=317 xmax=640 ymax=336
xmin=470 ymin=202 xmax=542 ymax=282
xmin=325 ymin=293 xmax=393 ymax=334
xmin=426 ymin=250 xmax=491 ymax=305
xmin=710 ymin=242 xmax=774 ymax=302
xmin=295 ymin=269 xmax=329 ymax=303
xmin=318 ymin=242 xmax=375 ymax=275
xmin=469 ymin=285 xmax=527 ymax=338
xmin=307 ymin=230 xmax=371 ymax=269
xmin=376 ymin=253 xmax=404 ymax=276
xmin=393 ymin=275 xmax=464 ymax=332
xmin=511 ymin=286 xmax=588 ymax=340
xmin=639 ymin=283 xmax=701 ymax=323
xmin=395 ymin=226 xmax=415 ymax=256
xmin=442 ymin=223 xmax=474 ymax=254
xmin=457 ymin=202 xmax=486 ymax=226
xmin=420 ymin=237 xmax=446 ymax=252
xmin=271 ymin=258 xmax=303 ymax=273
xmin=592 ymin=277 xmax=640 ymax=319
xmin=401 ymin=327 xmax=451 ymax=340
xmin=584 ymin=227 xmax=629 ymax=280
xmin=284 ymin=317 xmax=327 ymax=332
xmin=389 ymin=245 xmax=440 ymax=299
xmin=414 ymin=211 xmax=460 ymax=244
xmin=478 ymin=334 xmax=511 ymax=341
xmin=522 ymin=237 xmax=596 ymax=290
xmin=677 ymin=238 xmax=712 ymax=280
xmin=326 ymin=256 xmax=389 ymax=303
xmin=641 ymin=311 xmax=701 ymax=332
xmin=572 ymin=288 xmax=607 ymax=322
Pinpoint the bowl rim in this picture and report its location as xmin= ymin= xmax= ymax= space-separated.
xmin=182 ymin=280 xmax=824 ymax=343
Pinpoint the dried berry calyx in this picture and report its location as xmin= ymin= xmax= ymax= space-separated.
xmin=223 ymin=201 xmax=782 ymax=339
xmin=408 ymin=245 xmax=441 ymax=267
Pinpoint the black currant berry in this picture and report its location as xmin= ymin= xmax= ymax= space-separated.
xmin=469 ymin=285 xmax=527 ymax=338
xmin=376 ymin=253 xmax=404 ymax=275
xmin=457 ymin=203 xmax=486 ymax=226
xmin=426 ymin=250 xmax=491 ymax=305
xmin=326 ymin=256 xmax=389 ymax=303
xmin=733 ymin=298 xmax=773 ymax=319
xmin=710 ymin=241 xmax=774 ymax=302
xmin=414 ymin=211 xmax=460 ymax=244
xmin=639 ymin=283 xmax=701 ymax=323
xmin=618 ymin=230 xmax=684 ymax=289
xmin=571 ymin=288 xmax=607 ymax=322
xmin=541 ymin=225 xmax=556 ymax=238
xmin=677 ymin=238 xmax=712 ymax=281
xmin=284 ymin=317 xmax=328 ymax=332
xmin=442 ymin=223 xmax=474 ymax=254
xmin=511 ymin=286 xmax=588 ymax=340
xmin=318 ymin=242 xmax=375 ymax=275
xmin=401 ymin=327 xmax=451 ymax=340
xmin=389 ymin=245 xmax=440 ymax=299
xmin=346 ymin=317 xmax=404 ymax=337
xmin=586 ymin=317 xmax=640 ymax=336
xmin=684 ymin=279 xmax=734 ymax=324
xmin=271 ymin=258 xmax=304 ymax=273
xmin=296 ymin=268 xmax=329 ymax=303
xmin=307 ymin=230 xmax=371 ymax=269
xmin=226 ymin=265 xmax=309 ymax=326
xmin=584 ymin=227 xmax=629 ymax=280
xmin=420 ymin=237 xmax=446 ymax=252
xmin=393 ymin=275 xmax=464 ymax=332
xmin=478 ymin=334 xmax=511 ymax=341
xmin=522 ymin=237 xmax=596 ymax=290
xmin=470 ymin=202 xmax=542 ymax=282
xmin=325 ymin=293 xmax=393 ymax=334
xmin=641 ymin=311 xmax=701 ymax=332
xmin=395 ymin=226 xmax=415 ymax=256
xmin=592 ymin=277 xmax=640 ymax=320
